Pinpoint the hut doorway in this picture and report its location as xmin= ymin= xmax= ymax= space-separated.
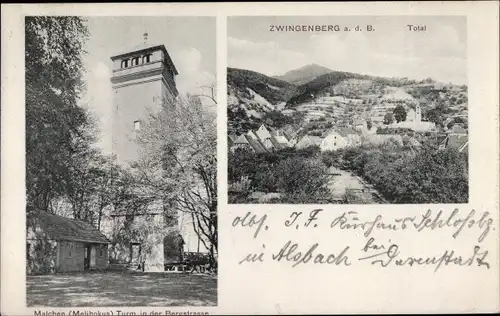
xmin=84 ymin=244 xmax=91 ymax=271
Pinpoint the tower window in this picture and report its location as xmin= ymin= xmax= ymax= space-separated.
xmin=134 ymin=120 xmax=141 ymax=131
xmin=131 ymin=56 xmax=141 ymax=66
xmin=143 ymin=53 xmax=152 ymax=64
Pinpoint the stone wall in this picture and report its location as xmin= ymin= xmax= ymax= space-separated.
xmin=58 ymin=241 xmax=85 ymax=272
xmin=26 ymin=238 xmax=58 ymax=275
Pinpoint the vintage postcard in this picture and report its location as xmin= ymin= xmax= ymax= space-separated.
xmin=1 ymin=2 xmax=499 ymax=316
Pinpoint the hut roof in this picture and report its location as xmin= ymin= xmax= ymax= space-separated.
xmin=32 ymin=211 xmax=110 ymax=244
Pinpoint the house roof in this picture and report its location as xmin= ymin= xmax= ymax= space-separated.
xmin=33 ymin=212 xmax=110 ymax=244
xmin=233 ymin=134 xmax=249 ymax=145
xmin=245 ymin=135 xmax=268 ymax=153
xmin=274 ymin=135 xmax=289 ymax=145
xmin=323 ymin=127 xmax=358 ymax=138
xmin=246 ymin=130 xmax=258 ymax=140
xmin=228 ymin=134 xmax=238 ymax=142
xmin=270 ymin=136 xmax=286 ymax=150
xmin=283 ymin=130 xmax=294 ymax=141
xmin=228 ymin=136 xmax=234 ymax=147
xmin=443 ymin=134 xmax=468 ymax=151
xmin=460 ymin=142 xmax=468 ymax=153
xmin=449 ymin=125 xmax=467 ymax=134
xmin=258 ymin=124 xmax=270 ymax=133
xmin=338 ymin=127 xmax=358 ymax=137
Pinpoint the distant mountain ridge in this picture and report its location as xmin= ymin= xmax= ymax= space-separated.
xmin=274 ymin=64 xmax=333 ymax=85
xmin=227 ymin=66 xmax=468 ymax=135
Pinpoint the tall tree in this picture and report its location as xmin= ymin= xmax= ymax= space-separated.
xmin=135 ymin=92 xmax=218 ymax=268
xmin=25 ymin=16 xmax=93 ymax=215
xmin=383 ymin=112 xmax=395 ymax=125
xmin=393 ymin=104 xmax=407 ymax=123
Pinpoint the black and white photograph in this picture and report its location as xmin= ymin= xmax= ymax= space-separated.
xmin=227 ymin=16 xmax=468 ymax=204
xmin=25 ymin=16 xmax=217 ymax=307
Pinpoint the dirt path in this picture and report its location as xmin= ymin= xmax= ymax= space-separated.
xmin=327 ymin=166 xmax=386 ymax=203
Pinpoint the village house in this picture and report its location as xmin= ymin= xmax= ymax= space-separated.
xmin=255 ymin=124 xmax=272 ymax=141
xmin=353 ymin=119 xmax=367 ymax=132
xmin=295 ymin=135 xmax=323 ymax=149
xmin=229 ymin=124 xmax=293 ymax=153
xmin=246 ymin=130 xmax=259 ymax=140
xmin=228 ymin=134 xmax=237 ymax=147
xmin=405 ymin=104 xmax=422 ymax=122
xmin=272 ymin=131 xmax=291 ymax=148
xmin=231 ymin=134 xmax=252 ymax=151
xmin=27 ymin=211 xmax=110 ymax=275
xmin=386 ymin=104 xmax=436 ymax=132
xmin=246 ymin=136 xmax=267 ymax=153
xmin=440 ymin=127 xmax=468 ymax=152
xmin=320 ymin=127 xmax=361 ymax=152
xmin=447 ymin=124 xmax=467 ymax=136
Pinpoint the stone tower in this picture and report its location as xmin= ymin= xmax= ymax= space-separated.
xmin=415 ymin=104 xmax=422 ymax=122
xmin=110 ymin=33 xmax=179 ymax=165
xmin=108 ymin=34 xmax=180 ymax=272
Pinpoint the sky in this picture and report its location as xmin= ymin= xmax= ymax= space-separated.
xmin=228 ymin=16 xmax=467 ymax=85
xmin=80 ymin=16 xmax=216 ymax=151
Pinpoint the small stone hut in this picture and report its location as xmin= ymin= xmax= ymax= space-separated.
xmin=27 ymin=211 xmax=110 ymax=275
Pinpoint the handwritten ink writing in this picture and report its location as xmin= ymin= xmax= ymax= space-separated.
xmin=358 ymin=244 xmax=490 ymax=272
xmin=331 ymin=212 xmax=399 ymax=237
xmin=285 ymin=212 xmax=302 ymax=227
xmin=231 ymin=208 xmax=495 ymax=272
xmin=413 ymin=209 xmax=493 ymax=242
xmin=361 ymin=237 xmax=387 ymax=252
xmin=305 ymin=209 xmax=322 ymax=227
xmin=272 ymin=240 xmax=351 ymax=267
xmin=239 ymin=244 xmax=266 ymax=264
xmin=232 ymin=212 xmax=268 ymax=239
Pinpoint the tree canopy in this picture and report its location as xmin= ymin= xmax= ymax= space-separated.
xmin=393 ymin=104 xmax=407 ymax=123
xmin=26 ymin=16 xmax=95 ymax=215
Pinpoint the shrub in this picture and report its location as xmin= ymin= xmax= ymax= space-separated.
xmin=274 ymin=157 xmax=331 ymax=199
xmin=321 ymin=150 xmax=343 ymax=168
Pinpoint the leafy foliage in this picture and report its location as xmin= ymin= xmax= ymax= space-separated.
xmin=228 ymin=147 xmax=331 ymax=203
xmin=320 ymin=145 xmax=468 ymax=203
xmin=393 ymin=104 xmax=407 ymax=123
xmin=286 ymin=71 xmax=368 ymax=107
xmin=383 ymin=112 xmax=395 ymax=125
xmin=135 ymin=95 xmax=218 ymax=268
xmin=26 ymin=16 xmax=97 ymax=215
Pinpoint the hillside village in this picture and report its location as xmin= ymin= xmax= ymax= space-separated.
xmin=227 ymin=65 xmax=469 ymax=204
xmin=229 ymin=110 xmax=468 ymax=155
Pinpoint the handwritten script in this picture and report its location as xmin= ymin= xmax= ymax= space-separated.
xmin=232 ymin=208 xmax=495 ymax=271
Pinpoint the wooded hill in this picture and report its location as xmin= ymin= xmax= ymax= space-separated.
xmin=227 ymin=66 xmax=468 ymax=134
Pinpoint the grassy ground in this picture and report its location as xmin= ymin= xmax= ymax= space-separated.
xmin=27 ymin=271 xmax=217 ymax=307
